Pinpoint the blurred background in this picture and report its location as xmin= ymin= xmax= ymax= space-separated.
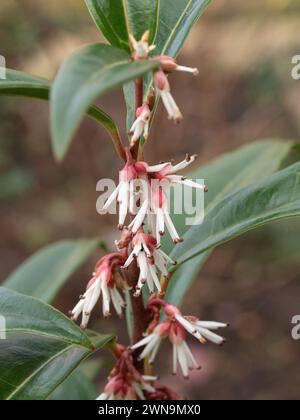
xmin=1 ymin=0 xmax=300 ymax=400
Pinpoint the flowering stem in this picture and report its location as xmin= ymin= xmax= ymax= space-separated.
xmin=159 ymin=275 xmax=171 ymax=297
xmin=135 ymin=78 xmax=144 ymax=111
xmin=123 ymin=76 xmax=151 ymax=346
xmin=106 ymin=340 xmax=123 ymax=359
xmin=123 ymin=258 xmax=150 ymax=345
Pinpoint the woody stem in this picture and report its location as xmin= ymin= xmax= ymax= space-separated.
xmin=124 ymin=76 xmax=150 ymax=346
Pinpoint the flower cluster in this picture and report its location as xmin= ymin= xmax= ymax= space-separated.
xmin=122 ymin=230 xmax=176 ymax=296
xmin=71 ymin=30 xmax=228 ymax=401
xmin=132 ymin=296 xmax=228 ymax=379
xmin=103 ymin=151 xmax=207 ymax=244
xmin=97 ymin=346 xmax=157 ymax=400
xmin=71 ymin=253 xmax=128 ymax=328
xmin=129 ymin=31 xmax=199 ymax=138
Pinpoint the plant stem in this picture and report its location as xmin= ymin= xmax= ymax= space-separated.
xmin=111 ymin=131 xmax=127 ymax=162
xmin=124 ymin=76 xmax=150 ymax=346
xmin=135 ymin=78 xmax=144 ymax=111
xmin=123 ymin=261 xmax=150 ymax=344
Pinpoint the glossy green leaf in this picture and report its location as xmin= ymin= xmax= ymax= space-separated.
xmin=3 ymin=238 xmax=101 ymax=304
xmin=0 ymin=69 xmax=50 ymax=99
xmin=170 ymin=161 xmax=300 ymax=268
xmin=85 ymin=0 xmax=159 ymax=53
xmin=51 ymin=44 xmax=158 ymax=160
xmin=124 ymin=0 xmax=211 ymax=131
xmin=0 ymin=69 xmax=122 ymax=157
xmin=50 ymin=369 xmax=98 ymax=400
xmin=166 ymin=140 xmax=297 ymax=304
xmin=0 ymin=287 xmax=113 ymax=400
xmin=155 ymin=0 xmax=211 ymax=57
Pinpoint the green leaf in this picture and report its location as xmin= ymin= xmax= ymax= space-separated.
xmin=51 ymin=44 xmax=158 ymax=161
xmin=50 ymin=368 xmax=98 ymax=400
xmin=124 ymin=0 xmax=211 ymax=131
xmin=0 ymin=69 xmax=122 ymax=157
xmin=155 ymin=0 xmax=211 ymax=58
xmin=0 ymin=287 xmax=113 ymax=400
xmin=3 ymin=238 xmax=101 ymax=304
xmin=166 ymin=140 xmax=297 ymax=304
xmin=0 ymin=69 xmax=50 ymax=99
xmin=85 ymin=0 xmax=159 ymax=53
xmin=170 ymin=161 xmax=300 ymax=268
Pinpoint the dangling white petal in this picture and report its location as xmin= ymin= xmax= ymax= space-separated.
xmin=71 ymin=298 xmax=85 ymax=320
xmin=177 ymin=343 xmax=189 ymax=378
xmin=148 ymin=339 xmax=161 ymax=364
xmin=129 ymin=180 xmax=136 ymax=215
xmin=144 ymin=120 xmax=150 ymax=139
xmin=175 ymin=178 xmax=206 ymax=190
xmin=141 ymin=238 xmax=152 ymax=258
xmin=137 ymin=251 xmax=149 ymax=281
xmin=156 ymin=248 xmax=176 ymax=265
xmin=148 ymin=263 xmax=162 ymax=292
xmin=81 ymin=307 xmax=91 ymax=329
xmin=97 ymin=393 xmax=109 ymax=400
xmin=101 ymin=281 xmax=111 ymax=317
xmin=147 ymin=211 xmax=156 ymax=236
xmin=173 ymin=343 xmax=178 ymax=375
xmin=123 ymin=244 xmax=142 ymax=268
xmin=165 ymin=92 xmax=183 ymax=122
xmin=145 ymin=269 xmax=154 ymax=293
xmin=160 ymin=90 xmax=174 ymax=119
xmin=175 ymin=314 xmax=202 ymax=341
xmin=110 ymin=287 xmax=123 ymax=315
xmin=196 ymin=321 xmax=228 ymax=330
xmin=130 ymin=199 xmax=149 ymax=233
xmin=164 ymin=210 xmax=181 ymax=242
xmin=131 ymin=121 xmax=144 ymax=144
xmin=118 ymin=182 xmax=130 ymax=227
xmin=153 ymin=250 xmax=169 ymax=276
xmin=182 ymin=341 xmax=200 ymax=370
xmin=196 ymin=326 xmax=225 ymax=345
xmin=131 ymin=333 xmax=157 ymax=350
xmin=132 ymin=382 xmax=145 ymax=400
xmin=175 ymin=65 xmax=199 ymax=75
xmin=156 ymin=207 xmax=165 ymax=236
xmin=113 ymin=286 xmax=125 ymax=307
xmin=139 ymin=334 xmax=161 ymax=360
xmin=142 ymin=382 xmax=155 ymax=393
xmin=142 ymin=375 xmax=157 ymax=382
xmin=84 ymin=283 xmax=101 ymax=315
xmin=146 ymin=163 xmax=170 ymax=173
xmin=135 ymin=275 xmax=145 ymax=296
xmin=102 ymin=183 xmax=121 ymax=210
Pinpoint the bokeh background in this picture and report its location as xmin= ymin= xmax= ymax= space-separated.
xmin=1 ymin=0 xmax=300 ymax=400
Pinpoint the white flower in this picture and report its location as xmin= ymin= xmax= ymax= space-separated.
xmin=132 ymin=303 xmax=228 ymax=378
xmin=129 ymin=103 xmax=151 ymax=146
xmin=97 ymin=375 xmax=156 ymax=400
xmin=102 ymin=159 xmax=146 ymax=230
xmin=174 ymin=314 xmax=228 ymax=345
xmin=129 ymin=30 xmax=156 ymax=59
xmin=153 ymin=55 xmax=199 ymax=75
xmin=71 ymin=254 xmax=126 ymax=328
xmin=122 ymin=231 xmax=175 ymax=296
xmin=146 ymin=155 xmax=207 ymax=243
xmin=153 ymin=69 xmax=183 ymax=123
